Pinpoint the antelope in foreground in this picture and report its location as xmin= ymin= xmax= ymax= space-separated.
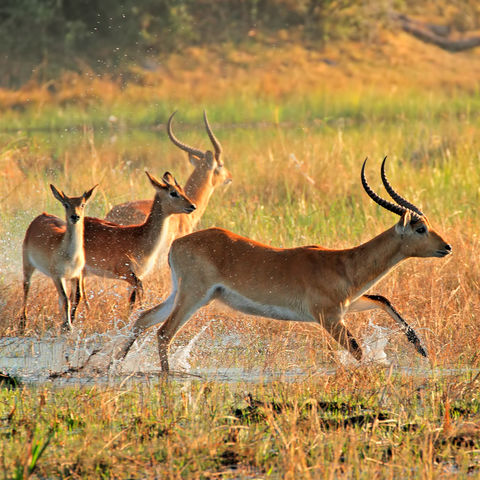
xmin=20 ymin=184 xmax=97 ymax=333
xmin=105 ymin=111 xmax=232 ymax=264
xmin=84 ymin=158 xmax=452 ymax=373
xmin=83 ymin=171 xmax=196 ymax=307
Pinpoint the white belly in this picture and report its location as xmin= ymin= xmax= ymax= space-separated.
xmin=218 ymin=286 xmax=314 ymax=323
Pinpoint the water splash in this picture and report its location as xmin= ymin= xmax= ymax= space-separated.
xmin=170 ymin=324 xmax=209 ymax=371
xmin=337 ymin=321 xmax=392 ymax=367
xmin=362 ymin=321 xmax=392 ymax=365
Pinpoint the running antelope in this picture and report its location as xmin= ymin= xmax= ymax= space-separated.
xmin=85 ymin=158 xmax=452 ymax=373
xmin=83 ymin=171 xmax=196 ymax=307
xmin=20 ymin=184 xmax=97 ymax=332
xmin=105 ymin=111 xmax=231 ymax=263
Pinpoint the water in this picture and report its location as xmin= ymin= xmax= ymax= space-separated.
xmin=0 ymin=319 xmax=472 ymax=386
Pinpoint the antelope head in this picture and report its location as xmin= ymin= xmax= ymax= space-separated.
xmin=361 ymin=157 xmax=452 ymax=259
xmin=167 ymin=110 xmax=232 ymax=188
xmin=50 ymin=184 xmax=97 ymax=225
xmin=145 ymin=171 xmax=196 ymax=215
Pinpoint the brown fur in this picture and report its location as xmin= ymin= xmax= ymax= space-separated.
xmin=20 ymin=184 xmax=97 ymax=332
xmin=83 ymin=162 xmax=452 ymax=373
xmin=105 ymin=112 xmax=232 ymax=265
xmin=83 ymin=172 xmax=196 ymax=307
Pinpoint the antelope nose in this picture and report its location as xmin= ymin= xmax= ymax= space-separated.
xmin=71 ymin=214 xmax=80 ymax=223
xmin=444 ymin=244 xmax=452 ymax=252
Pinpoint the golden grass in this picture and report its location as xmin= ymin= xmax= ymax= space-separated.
xmin=2 ymin=371 xmax=480 ymax=478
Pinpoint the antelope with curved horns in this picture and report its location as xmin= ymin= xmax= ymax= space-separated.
xmin=105 ymin=111 xmax=232 ymax=261
xmin=20 ymin=184 xmax=97 ymax=332
xmin=83 ymin=171 xmax=196 ymax=307
xmin=84 ymin=158 xmax=452 ymax=373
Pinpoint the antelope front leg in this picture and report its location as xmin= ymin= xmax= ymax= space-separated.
xmin=69 ymin=277 xmax=82 ymax=325
xmin=128 ymin=273 xmax=144 ymax=308
xmin=319 ymin=309 xmax=363 ymax=362
xmin=348 ymin=294 xmax=427 ymax=357
xmin=80 ymin=275 xmax=90 ymax=311
xmin=53 ymin=277 xmax=71 ymax=332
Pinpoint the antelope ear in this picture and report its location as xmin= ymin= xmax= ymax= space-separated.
xmin=205 ymin=150 xmax=215 ymax=168
xmin=162 ymin=171 xmax=177 ymax=187
xmin=145 ymin=171 xmax=167 ymax=189
xmin=188 ymin=153 xmax=202 ymax=166
xmin=395 ymin=211 xmax=412 ymax=234
xmin=50 ymin=184 xmax=67 ymax=205
xmin=83 ymin=184 xmax=98 ymax=203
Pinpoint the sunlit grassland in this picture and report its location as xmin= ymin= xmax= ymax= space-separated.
xmin=1 ymin=31 xmax=480 ymax=477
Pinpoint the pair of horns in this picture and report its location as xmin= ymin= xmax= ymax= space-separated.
xmin=167 ymin=111 xmax=223 ymax=166
xmin=361 ymin=157 xmax=423 ymax=221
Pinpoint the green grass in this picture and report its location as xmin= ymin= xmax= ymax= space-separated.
xmin=2 ymin=88 xmax=480 ymax=133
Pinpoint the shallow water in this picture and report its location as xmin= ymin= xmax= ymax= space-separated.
xmin=0 ymin=322 xmax=475 ymax=387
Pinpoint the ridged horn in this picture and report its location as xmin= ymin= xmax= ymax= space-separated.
xmin=361 ymin=158 xmax=406 ymax=217
xmin=381 ymin=157 xmax=423 ymax=217
xmin=203 ymin=110 xmax=223 ymax=165
xmin=167 ymin=111 xmax=205 ymax=159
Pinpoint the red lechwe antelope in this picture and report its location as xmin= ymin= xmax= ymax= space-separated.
xmin=85 ymin=158 xmax=452 ymax=373
xmin=82 ymin=171 xmax=196 ymax=307
xmin=105 ymin=111 xmax=232 ymax=263
xmin=20 ymin=184 xmax=97 ymax=332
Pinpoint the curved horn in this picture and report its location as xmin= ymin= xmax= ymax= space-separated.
xmin=381 ymin=157 xmax=423 ymax=216
xmin=167 ymin=111 xmax=205 ymax=159
xmin=203 ymin=110 xmax=223 ymax=165
xmin=361 ymin=158 xmax=406 ymax=217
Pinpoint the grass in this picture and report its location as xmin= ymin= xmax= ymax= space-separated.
xmin=1 ymin=372 xmax=480 ymax=478
xmin=1 ymin=27 xmax=480 ymax=478
xmin=1 ymin=112 xmax=479 ymax=362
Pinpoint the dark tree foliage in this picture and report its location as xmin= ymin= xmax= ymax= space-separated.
xmin=3 ymin=0 xmax=477 ymax=87
xmin=0 ymin=0 xmax=341 ymax=86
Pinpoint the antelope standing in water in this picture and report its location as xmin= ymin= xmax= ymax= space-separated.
xmin=105 ymin=111 xmax=231 ymax=263
xmin=83 ymin=172 xmax=196 ymax=307
xmin=85 ymin=158 xmax=451 ymax=373
xmin=21 ymin=184 xmax=97 ymax=332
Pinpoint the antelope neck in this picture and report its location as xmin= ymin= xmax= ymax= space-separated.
xmin=63 ymin=218 xmax=85 ymax=255
xmin=345 ymin=226 xmax=406 ymax=295
xmin=184 ymin=169 xmax=214 ymax=219
xmin=138 ymin=194 xmax=173 ymax=256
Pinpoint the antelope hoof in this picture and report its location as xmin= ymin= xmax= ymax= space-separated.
xmin=18 ymin=319 xmax=26 ymax=335
xmin=416 ymin=344 xmax=428 ymax=358
xmin=61 ymin=322 xmax=72 ymax=333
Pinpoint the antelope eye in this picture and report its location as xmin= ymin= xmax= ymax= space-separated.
xmin=170 ymin=191 xmax=179 ymax=198
xmin=416 ymin=226 xmax=426 ymax=234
